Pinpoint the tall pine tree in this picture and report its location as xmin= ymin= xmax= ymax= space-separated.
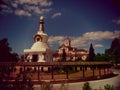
xmin=88 ymin=43 xmax=95 ymax=61
xmin=62 ymin=49 xmax=66 ymax=62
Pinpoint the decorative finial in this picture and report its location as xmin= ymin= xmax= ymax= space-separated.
xmin=39 ymin=16 xmax=44 ymax=33
xmin=40 ymin=16 xmax=44 ymax=20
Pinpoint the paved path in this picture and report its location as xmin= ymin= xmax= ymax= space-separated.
xmin=34 ymin=69 xmax=120 ymax=90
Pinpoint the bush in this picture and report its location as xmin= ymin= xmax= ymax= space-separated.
xmin=104 ymin=84 xmax=113 ymax=90
xmin=82 ymin=82 xmax=92 ymax=90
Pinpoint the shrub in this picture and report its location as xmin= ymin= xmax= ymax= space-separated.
xmin=82 ymin=82 xmax=92 ymax=90
xmin=104 ymin=84 xmax=113 ymax=90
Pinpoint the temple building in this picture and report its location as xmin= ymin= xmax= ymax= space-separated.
xmin=24 ymin=16 xmax=53 ymax=62
xmin=53 ymin=37 xmax=89 ymax=61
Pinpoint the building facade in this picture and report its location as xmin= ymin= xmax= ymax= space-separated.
xmin=53 ymin=37 xmax=89 ymax=61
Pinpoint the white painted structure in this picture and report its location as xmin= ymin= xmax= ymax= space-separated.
xmin=24 ymin=16 xmax=53 ymax=62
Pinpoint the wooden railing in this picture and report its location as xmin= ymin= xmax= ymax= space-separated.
xmin=0 ymin=61 xmax=112 ymax=66
xmin=0 ymin=61 xmax=113 ymax=83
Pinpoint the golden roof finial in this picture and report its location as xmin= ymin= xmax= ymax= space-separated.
xmin=40 ymin=16 xmax=44 ymax=20
xmin=39 ymin=16 xmax=44 ymax=33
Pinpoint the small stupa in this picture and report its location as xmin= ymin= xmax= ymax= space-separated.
xmin=24 ymin=16 xmax=53 ymax=62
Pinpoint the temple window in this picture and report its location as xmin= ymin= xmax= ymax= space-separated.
xmin=37 ymin=38 xmax=40 ymax=41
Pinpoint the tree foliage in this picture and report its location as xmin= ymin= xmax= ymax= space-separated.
xmin=93 ymin=38 xmax=120 ymax=63
xmin=82 ymin=82 xmax=92 ymax=90
xmin=0 ymin=65 xmax=33 ymax=90
xmin=105 ymin=38 xmax=120 ymax=64
xmin=104 ymin=84 xmax=114 ymax=90
xmin=94 ymin=52 xmax=114 ymax=62
xmin=62 ymin=49 xmax=66 ymax=61
xmin=0 ymin=38 xmax=19 ymax=62
xmin=88 ymin=43 xmax=95 ymax=61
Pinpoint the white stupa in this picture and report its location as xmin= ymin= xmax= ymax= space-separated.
xmin=24 ymin=16 xmax=53 ymax=62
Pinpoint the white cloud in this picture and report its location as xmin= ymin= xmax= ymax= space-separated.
xmin=95 ymin=44 xmax=104 ymax=48
xmin=113 ymin=19 xmax=120 ymax=25
xmin=41 ymin=8 xmax=52 ymax=13
xmin=23 ymin=5 xmax=52 ymax=14
xmin=18 ymin=0 xmax=52 ymax=6
xmin=0 ymin=0 xmax=53 ymax=16
xmin=51 ymin=12 xmax=62 ymax=19
xmin=34 ymin=7 xmax=43 ymax=14
xmin=15 ymin=9 xmax=31 ymax=16
xmin=11 ymin=3 xmax=18 ymax=8
xmin=71 ymin=37 xmax=87 ymax=47
xmin=0 ymin=4 xmax=8 ymax=9
xmin=25 ymin=6 xmax=43 ymax=14
xmin=82 ymin=31 xmax=120 ymax=40
xmin=0 ymin=4 xmax=13 ymax=14
xmin=39 ymin=0 xmax=53 ymax=7
xmin=48 ymin=36 xmax=65 ymax=45
xmin=48 ymin=30 xmax=120 ymax=49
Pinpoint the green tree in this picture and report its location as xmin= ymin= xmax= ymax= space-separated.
xmin=94 ymin=53 xmax=103 ymax=61
xmin=104 ymin=84 xmax=114 ymax=90
xmin=105 ymin=38 xmax=120 ymax=65
xmin=88 ymin=43 xmax=95 ymax=61
xmin=62 ymin=49 xmax=66 ymax=62
xmin=0 ymin=38 xmax=19 ymax=62
xmin=94 ymin=53 xmax=111 ymax=62
xmin=82 ymin=82 xmax=92 ymax=90
xmin=0 ymin=63 xmax=33 ymax=90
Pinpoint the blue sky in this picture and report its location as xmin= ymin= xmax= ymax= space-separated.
xmin=0 ymin=0 xmax=120 ymax=55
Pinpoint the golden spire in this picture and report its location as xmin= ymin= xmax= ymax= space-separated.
xmin=39 ymin=16 xmax=44 ymax=33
